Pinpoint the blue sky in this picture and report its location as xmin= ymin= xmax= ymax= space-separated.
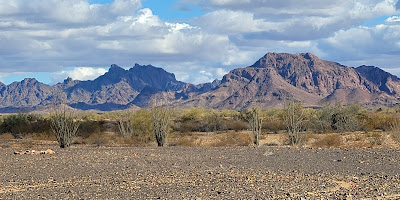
xmin=0 ymin=0 xmax=399 ymax=85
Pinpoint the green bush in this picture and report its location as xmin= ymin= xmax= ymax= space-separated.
xmin=0 ymin=113 xmax=50 ymax=138
xmin=130 ymin=109 xmax=153 ymax=144
xmin=78 ymin=120 xmax=105 ymax=138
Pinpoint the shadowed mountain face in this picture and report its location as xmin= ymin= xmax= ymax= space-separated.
xmin=0 ymin=64 xmax=189 ymax=112
xmin=0 ymin=53 xmax=400 ymax=112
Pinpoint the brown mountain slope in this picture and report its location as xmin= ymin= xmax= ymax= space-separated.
xmin=1 ymin=52 xmax=399 ymax=112
xmin=0 ymin=78 xmax=58 ymax=108
xmin=173 ymin=52 xmax=400 ymax=109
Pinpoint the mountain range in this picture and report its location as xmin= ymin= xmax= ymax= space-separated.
xmin=1 ymin=52 xmax=399 ymax=112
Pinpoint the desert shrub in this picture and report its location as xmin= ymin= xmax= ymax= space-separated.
xmin=152 ymin=106 xmax=171 ymax=147
xmin=388 ymin=116 xmax=400 ymax=142
xmin=180 ymin=107 xmax=208 ymax=121
xmin=311 ymin=104 xmax=364 ymax=133
xmin=0 ymin=113 xmax=50 ymax=138
xmin=50 ymin=108 xmax=80 ymax=148
xmin=173 ymin=108 xmax=233 ymax=133
xmin=78 ymin=120 xmax=104 ymax=138
xmin=283 ymin=101 xmax=307 ymax=145
xmin=213 ymin=132 xmax=252 ymax=147
xmin=312 ymin=134 xmax=342 ymax=148
xmin=262 ymin=109 xmax=285 ymax=132
xmin=32 ymin=132 xmax=57 ymax=141
xmin=114 ymin=111 xmax=134 ymax=137
xmin=0 ymin=133 xmax=15 ymax=140
xmin=311 ymin=106 xmax=335 ymax=133
xmin=371 ymin=109 xmax=399 ymax=131
xmin=80 ymin=112 xmax=102 ymax=121
xmin=130 ymin=109 xmax=153 ymax=144
xmin=331 ymin=104 xmax=364 ymax=132
xmin=366 ymin=132 xmax=383 ymax=146
xmin=225 ymin=120 xmax=248 ymax=131
xmin=244 ymin=108 xmax=263 ymax=146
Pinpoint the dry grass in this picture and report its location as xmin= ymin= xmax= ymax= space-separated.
xmin=168 ymin=131 xmax=252 ymax=147
xmin=32 ymin=132 xmax=57 ymax=141
xmin=0 ymin=133 xmax=15 ymax=140
xmin=2 ymin=129 xmax=399 ymax=148
xmin=311 ymin=134 xmax=342 ymax=148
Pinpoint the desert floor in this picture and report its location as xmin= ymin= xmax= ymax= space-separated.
xmin=1 ymin=140 xmax=400 ymax=199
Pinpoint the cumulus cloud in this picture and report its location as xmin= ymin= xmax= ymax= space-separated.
xmin=190 ymin=0 xmax=400 ymax=40
xmin=50 ymin=67 xmax=108 ymax=83
xmin=386 ymin=15 xmax=400 ymax=22
xmin=0 ymin=0 xmax=240 ymax=84
xmin=1 ymin=0 xmax=400 ymax=84
xmin=317 ymin=22 xmax=400 ymax=69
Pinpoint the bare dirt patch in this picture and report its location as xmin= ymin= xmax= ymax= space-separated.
xmin=1 ymin=140 xmax=400 ymax=199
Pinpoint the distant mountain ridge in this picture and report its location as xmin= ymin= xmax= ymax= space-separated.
xmin=170 ymin=52 xmax=400 ymax=109
xmin=0 ymin=53 xmax=400 ymax=112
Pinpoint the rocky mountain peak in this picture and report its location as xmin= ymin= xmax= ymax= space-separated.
xmin=301 ymin=52 xmax=317 ymax=60
xmin=21 ymin=78 xmax=39 ymax=86
xmin=356 ymin=65 xmax=400 ymax=95
xmin=109 ymin=64 xmax=126 ymax=73
xmin=62 ymin=77 xmax=79 ymax=88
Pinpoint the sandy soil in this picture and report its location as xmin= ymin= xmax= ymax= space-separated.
xmin=1 ymin=142 xmax=400 ymax=199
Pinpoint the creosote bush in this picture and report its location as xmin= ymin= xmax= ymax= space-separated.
xmin=0 ymin=113 xmax=50 ymax=138
xmin=130 ymin=109 xmax=153 ymax=144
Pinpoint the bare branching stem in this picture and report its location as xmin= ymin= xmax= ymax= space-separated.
xmin=247 ymin=108 xmax=263 ymax=146
xmin=283 ymin=101 xmax=305 ymax=145
xmin=117 ymin=112 xmax=133 ymax=137
xmin=50 ymin=106 xmax=80 ymax=148
xmin=152 ymin=106 xmax=170 ymax=147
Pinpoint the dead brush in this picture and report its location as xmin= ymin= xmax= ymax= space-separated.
xmin=0 ymin=133 xmax=15 ymax=140
xmin=389 ymin=118 xmax=400 ymax=143
xmin=213 ymin=132 xmax=252 ymax=147
xmin=312 ymin=134 xmax=342 ymax=148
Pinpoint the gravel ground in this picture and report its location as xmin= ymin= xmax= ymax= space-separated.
xmin=1 ymin=145 xmax=400 ymax=199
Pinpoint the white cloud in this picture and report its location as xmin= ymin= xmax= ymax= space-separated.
xmin=1 ymin=0 xmax=400 ymax=85
xmin=51 ymin=67 xmax=108 ymax=83
xmin=190 ymin=0 xmax=400 ymax=41
xmin=386 ymin=15 xmax=400 ymax=22
xmin=216 ymin=68 xmax=228 ymax=77
xmin=317 ymin=23 xmax=400 ymax=69
xmin=110 ymin=0 xmax=142 ymax=15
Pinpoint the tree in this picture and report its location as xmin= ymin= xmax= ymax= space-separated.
xmin=283 ymin=101 xmax=306 ymax=145
xmin=246 ymin=108 xmax=263 ymax=146
xmin=151 ymin=106 xmax=170 ymax=147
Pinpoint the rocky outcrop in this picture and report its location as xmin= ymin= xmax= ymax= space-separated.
xmin=0 ymin=78 xmax=57 ymax=108
xmin=173 ymin=53 xmax=400 ymax=109
xmin=355 ymin=65 xmax=400 ymax=95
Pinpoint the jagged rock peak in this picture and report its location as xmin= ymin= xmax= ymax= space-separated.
xmin=64 ymin=77 xmax=73 ymax=84
xmin=109 ymin=64 xmax=126 ymax=73
xmin=62 ymin=77 xmax=79 ymax=87
xmin=130 ymin=63 xmax=177 ymax=80
xmin=21 ymin=78 xmax=39 ymax=85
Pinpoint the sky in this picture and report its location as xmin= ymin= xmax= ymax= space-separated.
xmin=0 ymin=0 xmax=399 ymax=85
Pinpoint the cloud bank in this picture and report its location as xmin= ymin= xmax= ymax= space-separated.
xmin=0 ymin=0 xmax=399 ymax=84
